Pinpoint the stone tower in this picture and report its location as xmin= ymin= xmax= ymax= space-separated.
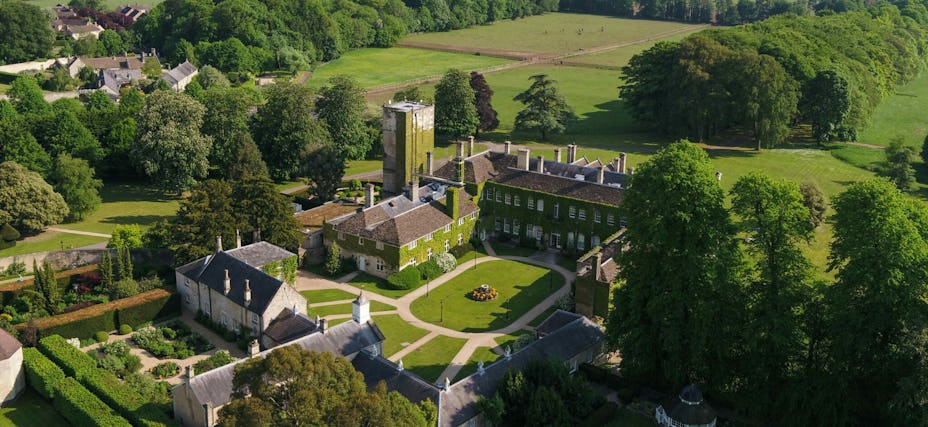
xmin=382 ymin=101 xmax=435 ymax=195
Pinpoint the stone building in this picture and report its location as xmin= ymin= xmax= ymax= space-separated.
xmin=574 ymin=230 xmax=623 ymax=318
xmin=174 ymin=239 xmax=306 ymax=345
xmin=383 ymin=101 xmax=435 ymax=195
xmin=0 ymin=329 xmax=24 ymax=403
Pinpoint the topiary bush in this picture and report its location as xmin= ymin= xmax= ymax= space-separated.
xmin=94 ymin=331 xmax=109 ymax=343
xmin=22 ymin=347 xmax=66 ymax=400
xmin=118 ymin=324 xmax=132 ymax=335
xmin=450 ymin=243 xmax=475 ymax=259
xmin=387 ymin=265 xmax=421 ymax=290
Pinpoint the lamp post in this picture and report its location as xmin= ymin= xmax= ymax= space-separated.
xmin=473 ymin=249 xmax=477 ymax=270
xmin=440 ymin=298 xmax=444 ymax=324
xmin=506 ymin=298 xmax=510 ymax=320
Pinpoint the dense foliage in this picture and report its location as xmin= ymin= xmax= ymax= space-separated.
xmin=513 ymin=74 xmax=577 ymax=140
xmin=620 ymin=8 xmax=928 ymax=146
xmin=52 ymin=377 xmax=132 ymax=427
xmin=0 ymin=161 xmax=68 ymax=234
xmin=387 ymin=265 xmax=422 ymax=290
xmin=435 ymin=68 xmax=479 ymax=137
xmin=22 ymin=347 xmax=66 ymax=400
xmin=0 ymin=0 xmax=53 ymax=64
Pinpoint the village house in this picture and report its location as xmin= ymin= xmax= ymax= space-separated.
xmin=114 ymin=4 xmax=148 ymax=26
xmin=52 ymin=5 xmax=104 ymax=39
xmin=161 ymin=60 xmax=198 ymax=92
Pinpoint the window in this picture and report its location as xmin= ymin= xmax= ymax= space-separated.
xmin=338 ymin=232 xmax=345 ymax=240
xmin=504 ymin=218 xmax=510 ymax=233
xmin=221 ymin=313 xmax=229 ymax=328
xmin=411 ymin=257 xmax=417 ymax=266
xmin=470 ymin=212 xmax=476 ymax=220
xmin=514 ymin=196 xmax=520 ymax=207
xmin=376 ymin=258 xmax=385 ymax=271
xmin=425 ymin=232 xmax=433 ymax=242
xmin=607 ymin=213 xmax=615 ymax=226
xmin=505 ymin=193 xmax=511 ymax=205
xmin=458 ymin=217 xmax=464 ymax=226
xmin=487 ymin=188 xmax=494 ymax=200
xmin=569 ymin=206 xmax=576 ymax=218
xmin=592 ymin=235 xmax=601 ymax=247
xmin=444 ymin=224 xmax=451 ymax=233
xmin=528 ymin=197 xmax=534 ymax=210
xmin=427 ymin=247 xmax=433 ymax=259
xmin=458 ymin=233 xmax=463 ymax=245
xmin=409 ymin=240 xmax=417 ymax=249
xmin=553 ymin=203 xmax=559 ymax=218
xmin=534 ymin=226 xmax=543 ymax=239
xmin=358 ymin=237 xmax=364 ymax=245
xmin=445 ymin=240 xmax=450 ymax=251
xmin=495 ymin=218 xmax=501 ymax=231
xmin=513 ymin=219 xmax=520 ymax=236
xmin=567 ymin=232 xmax=575 ymax=248
xmin=579 ymin=209 xmax=586 ymax=220
xmin=577 ymin=234 xmax=585 ymax=250
xmin=526 ymin=223 xmax=533 ymax=238
xmin=495 ymin=191 xmax=501 ymax=202
xmin=536 ymin=199 xmax=544 ymax=212
xmin=251 ymin=313 xmax=259 ymax=328
xmin=594 ymin=211 xmax=601 ymax=223
xmin=376 ymin=241 xmax=384 ymax=250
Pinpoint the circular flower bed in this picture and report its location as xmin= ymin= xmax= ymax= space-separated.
xmin=469 ymin=284 xmax=499 ymax=302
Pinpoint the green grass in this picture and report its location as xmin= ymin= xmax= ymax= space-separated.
xmin=0 ymin=231 xmax=106 ymax=258
xmin=0 ymin=83 xmax=9 ymax=94
xmin=308 ymin=300 xmax=395 ymax=318
xmin=300 ymin=289 xmax=359 ymax=304
xmin=454 ymin=244 xmax=489 ymax=264
xmin=858 ymin=72 xmax=928 ymax=149
xmin=568 ymin=30 xmax=699 ymax=68
xmin=452 ymin=346 xmax=500 ymax=382
xmin=306 ymin=47 xmax=510 ymax=90
xmin=371 ymin=314 xmax=430 ymax=358
xmin=409 ymin=260 xmax=564 ymax=332
xmin=275 ymin=179 xmax=306 ymax=192
xmin=0 ymin=389 xmax=68 ymax=427
xmin=57 ymin=182 xmax=180 ymax=234
xmin=345 ymin=272 xmax=424 ymax=299
xmin=401 ymin=334 xmax=468 ymax=383
xmin=403 ymin=14 xmax=702 ymax=55
xmin=345 ymin=160 xmax=382 ymax=177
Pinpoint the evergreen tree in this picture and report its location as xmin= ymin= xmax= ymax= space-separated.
xmin=231 ymin=177 xmax=302 ymax=251
xmin=303 ymin=145 xmax=345 ymax=202
xmin=470 ymin=71 xmax=499 ymax=136
xmin=100 ymin=250 xmax=113 ymax=293
xmin=513 ymin=74 xmax=577 ymax=140
xmin=116 ymin=246 xmax=133 ymax=282
xmin=434 ymin=69 xmax=478 ymax=137
xmin=227 ymin=134 xmax=269 ymax=180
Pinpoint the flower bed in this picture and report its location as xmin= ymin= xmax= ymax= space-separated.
xmin=132 ymin=320 xmax=213 ymax=359
xmin=469 ymin=284 xmax=499 ymax=302
xmin=150 ymin=362 xmax=180 ymax=379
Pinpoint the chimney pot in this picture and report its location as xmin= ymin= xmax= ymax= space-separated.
xmin=223 ymin=269 xmax=230 ymax=295
xmin=536 ymin=155 xmax=544 ymax=173
xmin=235 ymin=229 xmax=241 ymax=248
xmin=455 ymin=141 xmax=465 ymax=158
xmin=504 ymin=141 xmax=512 ymax=154
xmin=216 ymin=235 xmax=222 ymax=253
xmin=186 ymin=365 xmax=194 ymax=381
xmin=468 ymin=136 xmax=474 ymax=157
xmin=319 ymin=318 xmax=326 ymax=333
xmin=365 ymin=184 xmax=375 ymax=208
xmin=554 ymin=148 xmax=562 ymax=163
xmin=517 ymin=149 xmax=530 ymax=171
xmin=567 ymin=144 xmax=577 ymax=163
xmin=244 ymin=279 xmax=251 ymax=304
xmin=594 ymin=252 xmax=603 ymax=282
xmin=248 ymin=339 xmax=260 ymax=357
xmin=619 ymin=152 xmax=627 ymax=174
xmin=597 ymin=167 xmax=605 ymax=184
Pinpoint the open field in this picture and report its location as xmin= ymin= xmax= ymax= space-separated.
xmin=857 ymin=73 xmax=928 ymax=149
xmin=372 ymin=314 xmax=431 ymax=358
xmin=307 ymin=47 xmax=510 ymax=90
xmin=409 ymin=260 xmax=564 ymax=332
xmin=56 ymin=182 xmax=180 ymax=234
xmin=403 ymin=14 xmax=702 ymax=55
xmin=568 ymin=30 xmax=698 ymax=68
xmin=402 ymin=334 xmax=467 ymax=383
xmin=0 ymin=389 xmax=68 ymax=427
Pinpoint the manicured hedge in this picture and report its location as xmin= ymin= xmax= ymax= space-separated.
xmin=22 ymin=347 xmax=65 ymax=400
xmin=52 ymin=377 xmax=132 ymax=427
xmin=80 ymin=368 xmax=174 ymax=427
xmin=42 ymin=308 xmax=118 ymax=341
xmin=116 ymin=291 xmax=180 ymax=329
xmin=38 ymin=335 xmax=97 ymax=377
xmin=387 ymin=265 xmax=421 ymax=290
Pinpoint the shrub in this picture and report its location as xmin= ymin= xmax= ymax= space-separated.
xmin=151 ymin=362 xmax=179 ymax=379
xmin=387 ymin=265 xmax=421 ymax=290
xmin=194 ymin=350 xmax=235 ymax=374
xmin=0 ymin=223 xmax=20 ymax=244
xmin=349 ymin=179 xmax=362 ymax=190
xmin=52 ymin=377 xmax=132 ymax=427
xmin=94 ymin=331 xmax=109 ymax=343
xmin=38 ymin=335 xmax=97 ymax=377
xmin=93 ymin=341 xmax=141 ymax=377
xmin=119 ymin=324 xmax=132 ymax=335
xmin=5 ymin=260 xmax=26 ymax=276
xmin=115 ymin=290 xmax=179 ymax=329
xmin=324 ymin=244 xmax=342 ymax=276
xmin=22 ymin=347 xmax=66 ymax=400
xmin=450 ymin=243 xmax=474 ymax=259
xmin=419 ymin=259 xmax=443 ymax=281
xmin=435 ymin=252 xmax=457 ymax=273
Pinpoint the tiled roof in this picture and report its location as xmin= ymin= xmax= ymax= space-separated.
xmin=79 ymin=56 xmax=147 ymax=70
xmin=534 ymin=309 xmax=582 ymax=337
xmin=225 ymin=241 xmax=295 ymax=269
xmin=178 ymin=251 xmax=287 ymax=316
xmin=0 ymin=329 xmax=21 ymax=360
xmin=352 ymin=353 xmax=441 ymax=405
xmin=162 ymin=60 xmax=197 ymax=86
xmin=262 ymin=310 xmax=319 ymax=345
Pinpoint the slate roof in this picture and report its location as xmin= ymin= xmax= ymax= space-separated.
xmin=0 ymin=329 xmax=21 ymax=360
xmin=162 ymin=60 xmax=197 ymax=86
xmin=661 ymin=384 xmax=717 ymax=425
xmin=439 ymin=312 xmax=603 ymax=426
xmin=534 ymin=309 xmax=582 ymax=337
xmin=100 ymin=69 xmax=141 ymax=95
xmin=79 ymin=55 xmax=146 ymax=70
xmin=430 ymin=150 xmax=627 ymax=206
xmin=225 ymin=241 xmax=295 ymax=269
xmin=262 ymin=310 xmax=319 ymax=345
xmin=184 ymin=319 xmax=385 ymax=408
xmin=177 ymin=251 xmax=286 ymax=316
xmin=329 ymin=184 xmax=478 ymax=247
xmin=352 ymin=353 xmax=441 ymax=405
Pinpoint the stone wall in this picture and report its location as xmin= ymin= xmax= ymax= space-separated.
xmin=0 ymin=249 xmax=174 ymax=273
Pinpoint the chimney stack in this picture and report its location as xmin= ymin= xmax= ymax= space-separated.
xmin=426 ymin=151 xmax=433 ymax=175
xmin=597 ymin=167 xmax=605 ymax=184
xmin=593 ymin=252 xmax=603 ymax=282
xmin=536 ymin=155 xmax=544 ymax=173
xmin=504 ymin=141 xmax=512 ymax=154
xmin=398 ymin=359 xmax=405 ymax=372
xmin=223 ymin=269 xmax=230 ymax=295
xmin=477 ymin=360 xmax=485 ymax=375
xmin=505 ymin=346 xmax=512 ymax=360
xmin=517 ymin=149 xmax=531 ymax=171
xmin=319 ymin=318 xmax=326 ymax=333
xmin=567 ymin=144 xmax=577 ymax=163
xmin=216 ymin=235 xmax=222 ymax=253
xmin=444 ymin=377 xmax=451 ymax=390
xmin=186 ymin=365 xmax=194 ymax=381
xmin=365 ymin=184 xmax=375 ymax=208
xmin=554 ymin=148 xmax=562 ymax=163
xmin=248 ymin=339 xmax=260 ymax=357
xmin=455 ymin=141 xmax=465 ymax=158
xmin=468 ymin=136 xmax=474 ymax=157
xmin=244 ymin=279 xmax=251 ymax=305
xmin=619 ymin=152 xmax=627 ymax=174
xmin=235 ymin=229 xmax=241 ymax=248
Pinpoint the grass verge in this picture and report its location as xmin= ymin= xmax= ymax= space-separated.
xmin=371 ymin=314 xmax=430 ymax=358
xmin=402 ymin=334 xmax=467 ymax=383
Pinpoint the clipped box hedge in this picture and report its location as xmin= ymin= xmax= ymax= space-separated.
xmin=80 ymin=368 xmax=174 ymax=427
xmin=52 ymin=377 xmax=132 ymax=427
xmin=22 ymin=347 xmax=65 ymax=400
xmin=37 ymin=335 xmax=97 ymax=377
xmin=116 ymin=290 xmax=180 ymax=329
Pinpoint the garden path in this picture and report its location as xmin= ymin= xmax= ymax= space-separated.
xmin=45 ymin=227 xmax=112 ymax=238
xmin=293 ymin=254 xmax=575 ymax=384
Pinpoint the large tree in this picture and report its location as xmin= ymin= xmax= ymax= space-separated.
xmin=251 ymin=83 xmax=330 ymax=181
xmin=168 ymin=179 xmax=238 ymax=263
xmin=231 ymin=178 xmax=302 ymax=251
xmin=513 ymin=74 xmax=577 ymax=140
xmin=200 ymin=86 xmax=261 ymax=177
xmin=316 ymin=75 xmax=371 ymax=161
xmin=133 ymin=91 xmax=212 ymax=193
xmin=885 ymin=137 xmax=916 ymax=191
xmin=606 ymin=140 xmax=746 ymax=393
xmin=218 ymin=346 xmax=431 ymax=427
xmin=434 ymin=68 xmax=478 ymax=137
xmin=0 ymin=115 xmax=50 ymax=173
xmin=302 ymin=145 xmax=345 ymax=202
xmin=826 ymin=178 xmax=928 ymax=423
xmin=7 ymin=76 xmax=48 ymax=116
xmin=803 ymin=70 xmax=851 ymax=142
xmin=30 ymin=107 xmax=104 ymax=165
xmin=48 ymin=154 xmax=102 ymax=222
xmin=0 ymin=1 xmax=53 ymax=64
xmin=0 ymin=161 xmax=68 ymax=234
xmin=470 ymin=71 xmax=499 ymax=136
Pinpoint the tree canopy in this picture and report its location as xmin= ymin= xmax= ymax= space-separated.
xmin=0 ymin=161 xmax=68 ymax=234
xmin=470 ymin=71 xmax=499 ymax=137
xmin=48 ymin=154 xmax=102 ymax=222
xmin=251 ymin=83 xmax=330 ymax=181
xmin=513 ymin=74 xmax=577 ymax=140
xmin=0 ymin=0 xmax=53 ymax=64
xmin=434 ymin=69 xmax=479 ymax=138
xmin=315 ymin=75 xmax=372 ymax=161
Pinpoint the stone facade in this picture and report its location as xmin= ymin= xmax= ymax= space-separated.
xmin=383 ymin=102 xmax=435 ymax=195
xmin=0 ymin=329 xmax=24 ymax=403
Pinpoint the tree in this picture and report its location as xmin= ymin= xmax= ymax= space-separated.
xmin=8 ymin=76 xmax=48 ymax=115
xmin=470 ymin=71 xmax=499 ymax=136
xmin=0 ymin=116 xmax=50 ymax=173
xmin=227 ymin=134 xmax=269 ymax=180
xmin=0 ymin=1 xmax=53 ymax=64
xmin=133 ymin=91 xmax=212 ymax=193
xmin=218 ymin=346 xmax=429 ymax=426
xmin=231 ymin=178 xmax=302 ymax=251
xmin=827 ymin=178 xmax=928 ymax=422
xmin=804 ymin=70 xmax=851 ymax=142
xmin=107 ymin=225 xmax=144 ymax=249
xmin=97 ymin=30 xmax=126 ymax=56
xmin=200 ymin=86 xmax=261 ymax=177
xmin=730 ymin=173 xmax=814 ymax=419
xmin=316 ymin=75 xmax=371 ymax=161
xmin=799 ymin=181 xmax=827 ymax=228
xmin=606 ymin=141 xmax=746 ymax=393
xmin=251 ymin=83 xmax=330 ymax=181
xmin=487 ymin=358 xmax=601 ymax=426
xmin=324 ymin=243 xmax=342 ymax=276
xmin=434 ymin=69 xmax=478 ymax=137
xmin=99 ymin=249 xmax=113 ymax=292
xmin=194 ymin=65 xmax=231 ymax=90
xmin=167 ymin=180 xmax=238 ymax=264
xmin=31 ymin=261 xmax=60 ymax=316
xmin=922 ymin=134 xmax=928 ymax=165
xmin=885 ymin=137 xmax=916 ymax=190
xmin=199 ymin=38 xmax=257 ymax=73
xmin=303 ymin=145 xmax=345 ymax=201
xmin=68 ymin=0 xmax=102 ymax=10
xmin=737 ymin=52 xmax=798 ymax=150
xmin=0 ymin=161 xmax=68 ymax=234
xmin=393 ymin=86 xmax=431 ymax=104
xmin=30 ymin=107 xmax=103 ymax=165
xmin=513 ymin=74 xmax=578 ymax=140
xmin=47 ymin=154 xmax=102 ymax=221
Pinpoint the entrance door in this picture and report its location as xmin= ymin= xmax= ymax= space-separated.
xmin=550 ymin=232 xmax=561 ymax=249
xmin=358 ymin=256 xmax=367 ymax=272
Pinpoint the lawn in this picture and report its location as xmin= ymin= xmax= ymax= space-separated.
xmin=306 ymin=47 xmax=510 ymax=90
xmin=452 ymin=346 xmax=499 ymax=382
xmin=857 ymin=72 xmax=928 ymax=149
xmin=403 ymin=14 xmax=702 ymax=55
xmin=345 ymin=272 xmax=425 ymax=299
xmin=300 ymin=289 xmax=359 ymax=304
xmin=345 ymin=160 xmax=382 ymax=177
xmin=56 ymin=182 xmax=180 ymax=234
xmin=409 ymin=260 xmax=564 ymax=332
xmin=568 ymin=29 xmax=699 ymax=68
xmin=308 ymin=300 xmax=395 ymax=318
xmin=0 ymin=389 xmax=68 ymax=427
xmin=371 ymin=314 xmax=430 ymax=358
xmin=401 ymin=334 xmax=467 ymax=383
xmin=0 ymin=231 xmax=106 ymax=258
xmin=275 ymin=179 xmax=306 ymax=192
xmin=489 ymin=241 xmax=538 ymax=257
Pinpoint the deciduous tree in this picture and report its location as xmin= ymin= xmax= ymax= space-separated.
xmin=799 ymin=181 xmax=827 ymax=228
xmin=201 ymin=86 xmax=261 ymax=177
xmin=0 ymin=116 xmax=50 ymax=173
xmin=168 ymin=180 xmax=237 ymax=263
xmin=513 ymin=74 xmax=577 ymax=140
xmin=303 ymin=145 xmax=345 ymax=201
xmin=0 ymin=1 xmax=53 ymax=64
xmin=885 ymin=137 xmax=916 ymax=190
xmin=434 ymin=69 xmax=478 ymax=137
xmin=251 ymin=83 xmax=330 ymax=181
xmin=803 ymin=70 xmax=851 ymax=142
xmin=7 ymin=76 xmax=48 ymax=115
xmin=316 ymin=75 xmax=372 ymax=161
xmin=48 ymin=154 xmax=102 ymax=221
xmin=0 ymin=161 xmax=68 ymax=234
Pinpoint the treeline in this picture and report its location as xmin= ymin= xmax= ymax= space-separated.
xmin=620 ymin=6 xmax=928 ymax=148
xmin=133 ymin=0 xmax=559 ymax=73
xmin=608 ymin=141 xmax=928 ymax=425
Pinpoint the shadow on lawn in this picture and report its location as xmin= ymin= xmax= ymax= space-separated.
xmin=100 ymin=182 xmax=178 ymax=203
xmin=99 ymin=214 xmax=173 ymax=227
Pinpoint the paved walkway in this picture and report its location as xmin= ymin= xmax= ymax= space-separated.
xmin=293 ymin=252 xmax=574 ymax=384
xmin=46 ymin=227 xmax=112 ymax=238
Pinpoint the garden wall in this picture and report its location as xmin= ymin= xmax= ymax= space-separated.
xmin=0 ymin=248 xmax=174 ymax=273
